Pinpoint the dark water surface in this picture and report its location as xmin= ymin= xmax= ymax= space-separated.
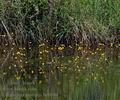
xmin=0 ymin=44 xmax=120 ymax=100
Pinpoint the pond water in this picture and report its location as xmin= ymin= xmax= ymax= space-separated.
xmin=0 ymin=43 xmax=120 ymax=100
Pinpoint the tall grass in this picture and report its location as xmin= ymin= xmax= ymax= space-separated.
xmin=0 ymin=0 xmax=120 ymax=46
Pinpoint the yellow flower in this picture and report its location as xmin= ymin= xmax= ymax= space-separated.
xmin=91 ymin=52 xmax=94 ymax=55
xmin=44 ymin=50 xmax=49 ymax=53
xmin=9 ymin=66 xmax=11 ymax=69
xmin=39 ymin=43 xmax=45 ymax=47
xmin=86 ymin=58 xmax=89 ymax=60
xmin=25 ymin=61 xmax=28 ymax=64
xmin=51 ymin=47 xmax=54 ymax=50
xmin=98 ymin=43 xmax=104 ymax=46
xmin=20 ymin=65 xmax=23 ymax=68
xmin=101 ymin=53 xmax=105 ymax=56
xmin=39 ymin=80 xmax=42 ymax=84
xmin=42 ymin=63 xmax=45 ymax=65
xmin=69 ymin=45 xmax=72 ymax=48
xmin=3 ymin=72 xmax=7 ymax=75
xmin=3 ymin=50 xmax=6 ymax=52
xmin=12 ymin=43 xmax=15 ymax=46
xmin=20 ymin=59 xmax=22 ymax=62
xmin=15 ymin=57 xmax=18 ymax=59
xmin=58 ymin=46 xmax=64 ymax=51
xmin=39 ymin=51 xmax=42 ymax=54
xmin=78 ymin=47 xmax=82 ymax=50
xmin=31 ymin=70 xmax=34 ymax=74
xmin=78 ymin=69 xmax=80 ymax=72
xmin=40 ymin=57 xmax=42 ymax=60
xmin=94 ymin=76 xmax=97 ymax=80
xmin=102 ymin=80 xmax=104 ymax=83
xmin=16 ymin=75 xmax=20 ymax=80
xmin=110 ymin=43 xmax=113 ymax=47
xmin=16 ymin=51 xmax=20 ymax=55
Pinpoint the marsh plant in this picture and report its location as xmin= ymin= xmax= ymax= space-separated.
xmin=0 ymin=0 xmax=120 ymax=46
xmin=0 ymin=0 xmax=120 ymax=100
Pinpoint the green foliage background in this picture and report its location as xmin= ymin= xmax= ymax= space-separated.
xmin=0 ymin=0 xmax=120 ymax=44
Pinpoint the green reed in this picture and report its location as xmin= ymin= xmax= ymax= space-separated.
xmin=0 ymin=0 xmax=120 ymax=46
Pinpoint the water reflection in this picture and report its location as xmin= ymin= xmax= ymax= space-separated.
xmin=0 ymin=44 xmax=120 ymax=99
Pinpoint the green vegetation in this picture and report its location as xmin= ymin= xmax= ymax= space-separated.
xmin=0 ymin=0 xmax=120 ymax=99
xmin=0 ymin=0 xmax=120 ymax=46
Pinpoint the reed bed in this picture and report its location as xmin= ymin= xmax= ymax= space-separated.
xmin=0 ymin=0 xmax=120 ymax=46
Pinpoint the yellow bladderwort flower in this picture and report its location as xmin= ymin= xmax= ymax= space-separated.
xmin=20 ymin=59 xmax=22 ymax=62
xmin=58 ymin=44 xmax=65 ymax=51
xmin=86 ymin=57 xmax=89 ymax=60
xmin=3 ymin=50 xmax=6 ymax=52
xmin=98 ymin=43 xmax=104 ymax=46
xmin=44 ymin=50 xmax=49 ymax=53
xmin=40 ymin=57 xmax=42 ymax=60
xmin=101 ymin=53 xmax=105 ymax=56
xmin=11 ymin=32 xmax=14 ymax=35
xmin=78 ymin=69 xmax=80 ymax=72
xmin=68 ymin=60 xmax=72 ymax=63
xmin=31 ymin=70 xmax=34 ymax=74
xmin=15 ymin=75 xmax=20 ymax=80
xmin=39 ymin=43 xmax=45 ymax=47
xmin=110 ymin=43 xmax=113 ymax=47
xmin=16 ymin=51 xmax=20 ymax=55
xmin=102 ymin=79 xmax=104 ymax=83
xmin=109 ymin=60 xmax=112 ymax=63
xmin=42 ymin=63 xmax=45 ymax=65
xmin=39 ymin=51 xmax=42 ymax=54
xmin=20 ymin=65 xmax=23 ymax=68
xmin=25 ymin=61 xmax=28 ymax=64
xmin=15 ymin=57 xmax=18 ymax=59
xmin=69 ymin=45 xmax=72 ymax=48
xmin=9 ymin=66 xmax=11 ymax=69
xmin=78 ymin=47 xmax=82 ymax=50
xmin=83 ymin=67 xmax=85 ymax=70
xmin=39 ymin=80 xmax=42 ymax=84
xmin=58 ymin=46 xmax=64 ymax=51
xmin=51 ymin=47 xmax=54 ymax=50
xmin=96 ymin=48 xmax=99 ymax=51
xmin=3 ymin=72 xmax=7 ymax=75
xmin=12 ymin=42 xmax=15 ymax=46
xmin=76 ymin=65 xmax=79 ymax=68
xmin=94 ymin=76 xmax=97 ymax=80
